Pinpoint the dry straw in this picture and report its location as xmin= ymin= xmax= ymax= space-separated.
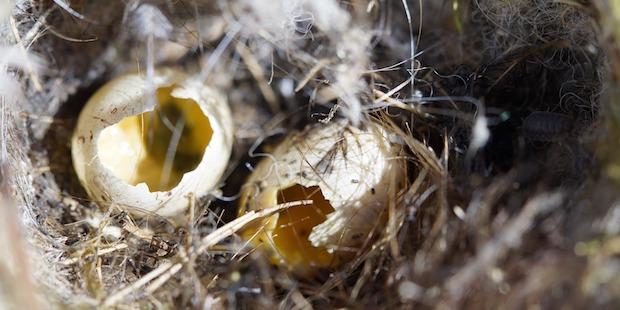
xmin=1 ymin=0 xmax=620 ymax=308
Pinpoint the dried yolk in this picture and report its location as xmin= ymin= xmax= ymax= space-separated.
xmin=98 ymin=85 xmax=213 ymax=191
xmin=269 ymin=184 xmax=343 ymax=274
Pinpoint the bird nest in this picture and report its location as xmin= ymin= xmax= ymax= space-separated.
xmin=2 ymin=0 xmax=620 ymax=308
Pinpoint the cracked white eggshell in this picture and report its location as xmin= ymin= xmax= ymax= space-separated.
xmin=71 ymin=68 xmax=233 ymax=217
xmin=241 ymin=118 xmax=407 ymax=251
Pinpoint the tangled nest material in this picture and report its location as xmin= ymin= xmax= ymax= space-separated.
xmin=1 ymin=0 xmax=620 ymax=308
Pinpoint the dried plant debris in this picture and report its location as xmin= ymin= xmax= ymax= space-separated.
xmin=1 ymin=0 xmax=620 ymax=308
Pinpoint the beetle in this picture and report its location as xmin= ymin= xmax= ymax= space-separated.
xmin=521 ymin=111 xmax=575 ymax=141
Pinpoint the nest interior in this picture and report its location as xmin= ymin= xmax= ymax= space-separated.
xmin=2 ymin=0 xmax=620 ymax=308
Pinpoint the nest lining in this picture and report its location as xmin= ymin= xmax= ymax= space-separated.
xmin=1 ymin=0 xmax=619 ymax=308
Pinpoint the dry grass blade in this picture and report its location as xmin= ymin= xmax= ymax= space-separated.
xmin=442 ymin=191 xmax=565 ymax=306
xmin=196 ymin=199 xmax=314 ymax=253
xmin=102 ymin=199 xmax=313 ymax=307
xmin=2 ymin=0 xmax=620 ymax=308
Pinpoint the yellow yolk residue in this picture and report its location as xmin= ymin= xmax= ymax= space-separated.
xmin=97 ymin=85 xmax=213 ymax=191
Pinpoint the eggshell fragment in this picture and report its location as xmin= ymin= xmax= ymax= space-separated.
xmin=72 ymin=68 xmax=233 ymax=218
xmin=239 ymin=118 xmax=407 ymax=275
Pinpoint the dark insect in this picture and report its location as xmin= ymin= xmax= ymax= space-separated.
xmin=521 ymin=111 xmax=574 ymax=141
xmin=469 ymin=41 xmax=598 ymax=171
xmin=427 ymin=40 xmax=599 ymax=174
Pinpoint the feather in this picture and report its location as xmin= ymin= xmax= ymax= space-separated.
xmin=0 ymin=45 xmax=42 ymax=73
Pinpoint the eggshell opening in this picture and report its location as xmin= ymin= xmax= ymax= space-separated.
xmin=271 ymin=184 xmax=340 ymax=273
xmin=97 ymin=84 xmax=213 ymax=192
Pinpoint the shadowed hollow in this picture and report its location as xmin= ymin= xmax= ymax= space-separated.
xmin=97 ymin=85 xmax=213 ymax=191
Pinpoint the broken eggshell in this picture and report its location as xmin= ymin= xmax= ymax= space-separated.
xmin=71 ymin=68 xmax=233 ymax=218
xmin=238 ymin=118 xmax=407 ymax=276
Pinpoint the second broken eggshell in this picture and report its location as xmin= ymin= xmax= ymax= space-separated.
xmin=238 ymin=118 xmax=407 ymax=276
